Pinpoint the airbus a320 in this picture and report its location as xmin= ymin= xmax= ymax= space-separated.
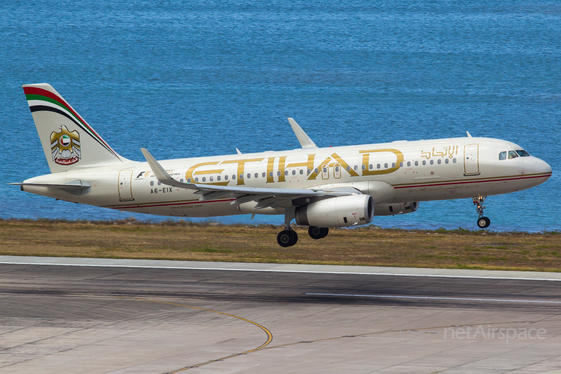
xmin=13 ymin=84 xmax=552 ymax=246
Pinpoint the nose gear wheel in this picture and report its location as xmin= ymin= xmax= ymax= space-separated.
xmin=473 ymin=196 xmax=491 ymax=228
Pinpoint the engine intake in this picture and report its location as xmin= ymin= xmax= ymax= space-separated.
xmin=295 ymin=195 xmax=374 ymax=227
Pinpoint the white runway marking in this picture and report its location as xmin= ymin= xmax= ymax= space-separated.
xmin=305 ymin=293 xmax=561 ymax=304
xmin=1 ymin=256 xmax=561 ymax=281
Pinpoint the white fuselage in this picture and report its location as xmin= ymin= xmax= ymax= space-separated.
xmin=23 ymin=136 xmax=552 ymax=218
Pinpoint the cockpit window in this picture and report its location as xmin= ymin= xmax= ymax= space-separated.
xmin=516 ymin=149 xmax=530 ymax=157
xmin=508 ymin=150 xmax=519 ymax=159
xmin=499 ymin=151 xmax=506 ymax=160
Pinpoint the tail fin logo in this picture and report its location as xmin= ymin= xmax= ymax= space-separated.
xmin=50 ymin=125 xmax=81 ymax=165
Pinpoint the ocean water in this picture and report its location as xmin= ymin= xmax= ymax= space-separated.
xmin=1 ymin=0 xmax=559 ymax=232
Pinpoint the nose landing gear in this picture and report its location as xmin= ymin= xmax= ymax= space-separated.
xmin=473 ymin=196 xmax=491 ymax=229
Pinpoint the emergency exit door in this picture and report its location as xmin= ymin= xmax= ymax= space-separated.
xmin=118 ymin=170 xmax=134 ymax=201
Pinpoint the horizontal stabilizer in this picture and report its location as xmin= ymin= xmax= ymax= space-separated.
xmin=9 ymin=180 xmax=91 ymax=191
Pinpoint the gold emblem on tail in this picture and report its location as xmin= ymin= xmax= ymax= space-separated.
xmin=50 ymin=125 xmax=81 ymax=165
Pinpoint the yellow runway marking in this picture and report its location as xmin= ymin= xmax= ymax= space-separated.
xmin=113 ymin=296 xmax=273 ymax=373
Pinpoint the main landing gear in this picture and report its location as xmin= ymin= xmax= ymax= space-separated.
xmin=308 ymin=226 xmax=329 ymax=240
xmin=277 ymin=226 xmax=330 ymax=247
xmin=277 ymin=208 xmax=298 ymax=247
xmin=277 ymin=229 xmax=298 ymax=247
xmin=276 ymin=209 xmax=330 ymax=247
xmin=473 ymin=196 xmax=491 ymax=229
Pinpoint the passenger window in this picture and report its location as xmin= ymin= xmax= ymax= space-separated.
xmin=269 ymin=172 xmax=273 ymax=177
xmin=262 ymin=172 xmax=266 ymax=178
xmin=400 ymin=162 xmax=404 ymax=167
xmin=499 ymin=151 xmax=507 ymax=160
xmin=407 ymin=161 xmax=411 ymax=167
xmin=414 ymin=161 xmax=418 ymax=166
xmin=384 ymin=163 xmax=388 ymax=168
xmin=299 ymin=169 xmax=304 ymax=175
xmin=232 ymin=175 xmax=236 ymax=180
xmin=224 ymin=175 xmax=228 ymax=181
xmin=277 ymin=171 xmax=281 ymax=176
xmin=202 ymin=177 xmax=206 ymax=182
xmin=377 ymin=164 xmax=381 ymax=169
xmin=508 ymin=151 xmax=519 ymax=159
xmin=255 ymin=173 xmax=258 ymax=178
xmin=437 ymin=159 xmax=441 ymax=164
xmin=217 ymin=176 xmax=221 ymax=181
xmin=285 ymin=170 xmax=288 ymax=176
xmin=335 ymin=166 xmax=340 ymax=172
xmin=430 ymin=160 xmax=434 ymax=165
xmin=354 ymin=165 xmax=358 ymax=171
xmin=239 ymin=174 xmax=243 ymax=179
xmin=369 ymin=164 xmax=373 ymax=170
xmin=292 ymin=170 xmax=296 ymax=175
xmin=422 ymin=160 xmax=426 ymax=166
xmin=453 ymin=158 xmax=457 ymax=163
xmin=187 ymin=178 xmax=191 ymax=183
xmin=150 ymin=181 xmax=154 ymax=186
xmin=210 ymin=176 xmax=214 ymax=182
xmin=195 ymin=177 xmax=199 ymax=182
xmin=392 ymin=162 xmax=396 ymax=168
xmin=347 ymin=166 xmax=351 ymax=171
xmin=362 ymin=165 xmax=366 ymax=170
xmin=247 ymin=173 xmax=251 ymax=179
xmin=445 ymin=159 xmax=449 ymax=164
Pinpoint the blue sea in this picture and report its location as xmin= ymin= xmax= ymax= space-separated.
xmin=1 ymin=0 xmax=560 ymax=232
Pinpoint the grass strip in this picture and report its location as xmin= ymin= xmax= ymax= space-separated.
xmin=1 ymin=218 xmax=559 ymax=272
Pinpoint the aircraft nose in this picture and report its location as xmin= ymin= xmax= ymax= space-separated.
xmin=533 ymin=157 xmax=552 ymax=179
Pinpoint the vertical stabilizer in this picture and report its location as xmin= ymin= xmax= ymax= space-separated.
xmin=23 ymin=83 xmax=127 ymax=173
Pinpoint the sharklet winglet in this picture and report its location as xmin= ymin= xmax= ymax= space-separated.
xmin=288 ymin=118 xmax=318 ymax=149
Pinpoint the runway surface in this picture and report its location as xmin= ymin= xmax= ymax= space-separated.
xmin=0 ymin=257 xmax=560 ymax=373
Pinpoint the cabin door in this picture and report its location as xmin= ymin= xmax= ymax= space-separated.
xmin=464 ymin=144 xmax=480 ymax=176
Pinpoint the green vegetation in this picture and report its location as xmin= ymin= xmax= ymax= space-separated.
xmin=0 ymin=218 xmax=559 ymax=272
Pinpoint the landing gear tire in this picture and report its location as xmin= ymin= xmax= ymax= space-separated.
xmin=308 ymin=226 xmax=329 ymax=240
xmin=277 ymin=230 xmax=298 ymax=247
xmin=477 ymin=216 xmax=491 ymax=229
xmin=473 ymin=196 xmax=491 ymax=229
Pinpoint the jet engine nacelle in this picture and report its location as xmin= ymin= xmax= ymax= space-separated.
xmin=295 ymin=195 xmax=374 ymax=227
xmin=374 ymin=202 xmax=419 ymax=216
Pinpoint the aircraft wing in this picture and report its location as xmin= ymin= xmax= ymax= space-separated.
xmin=141 ymin=148 xmax=357 ymax=209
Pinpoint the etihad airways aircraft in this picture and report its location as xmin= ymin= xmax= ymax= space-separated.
xmin=13 ymin=84 xmax=552 ymax=247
